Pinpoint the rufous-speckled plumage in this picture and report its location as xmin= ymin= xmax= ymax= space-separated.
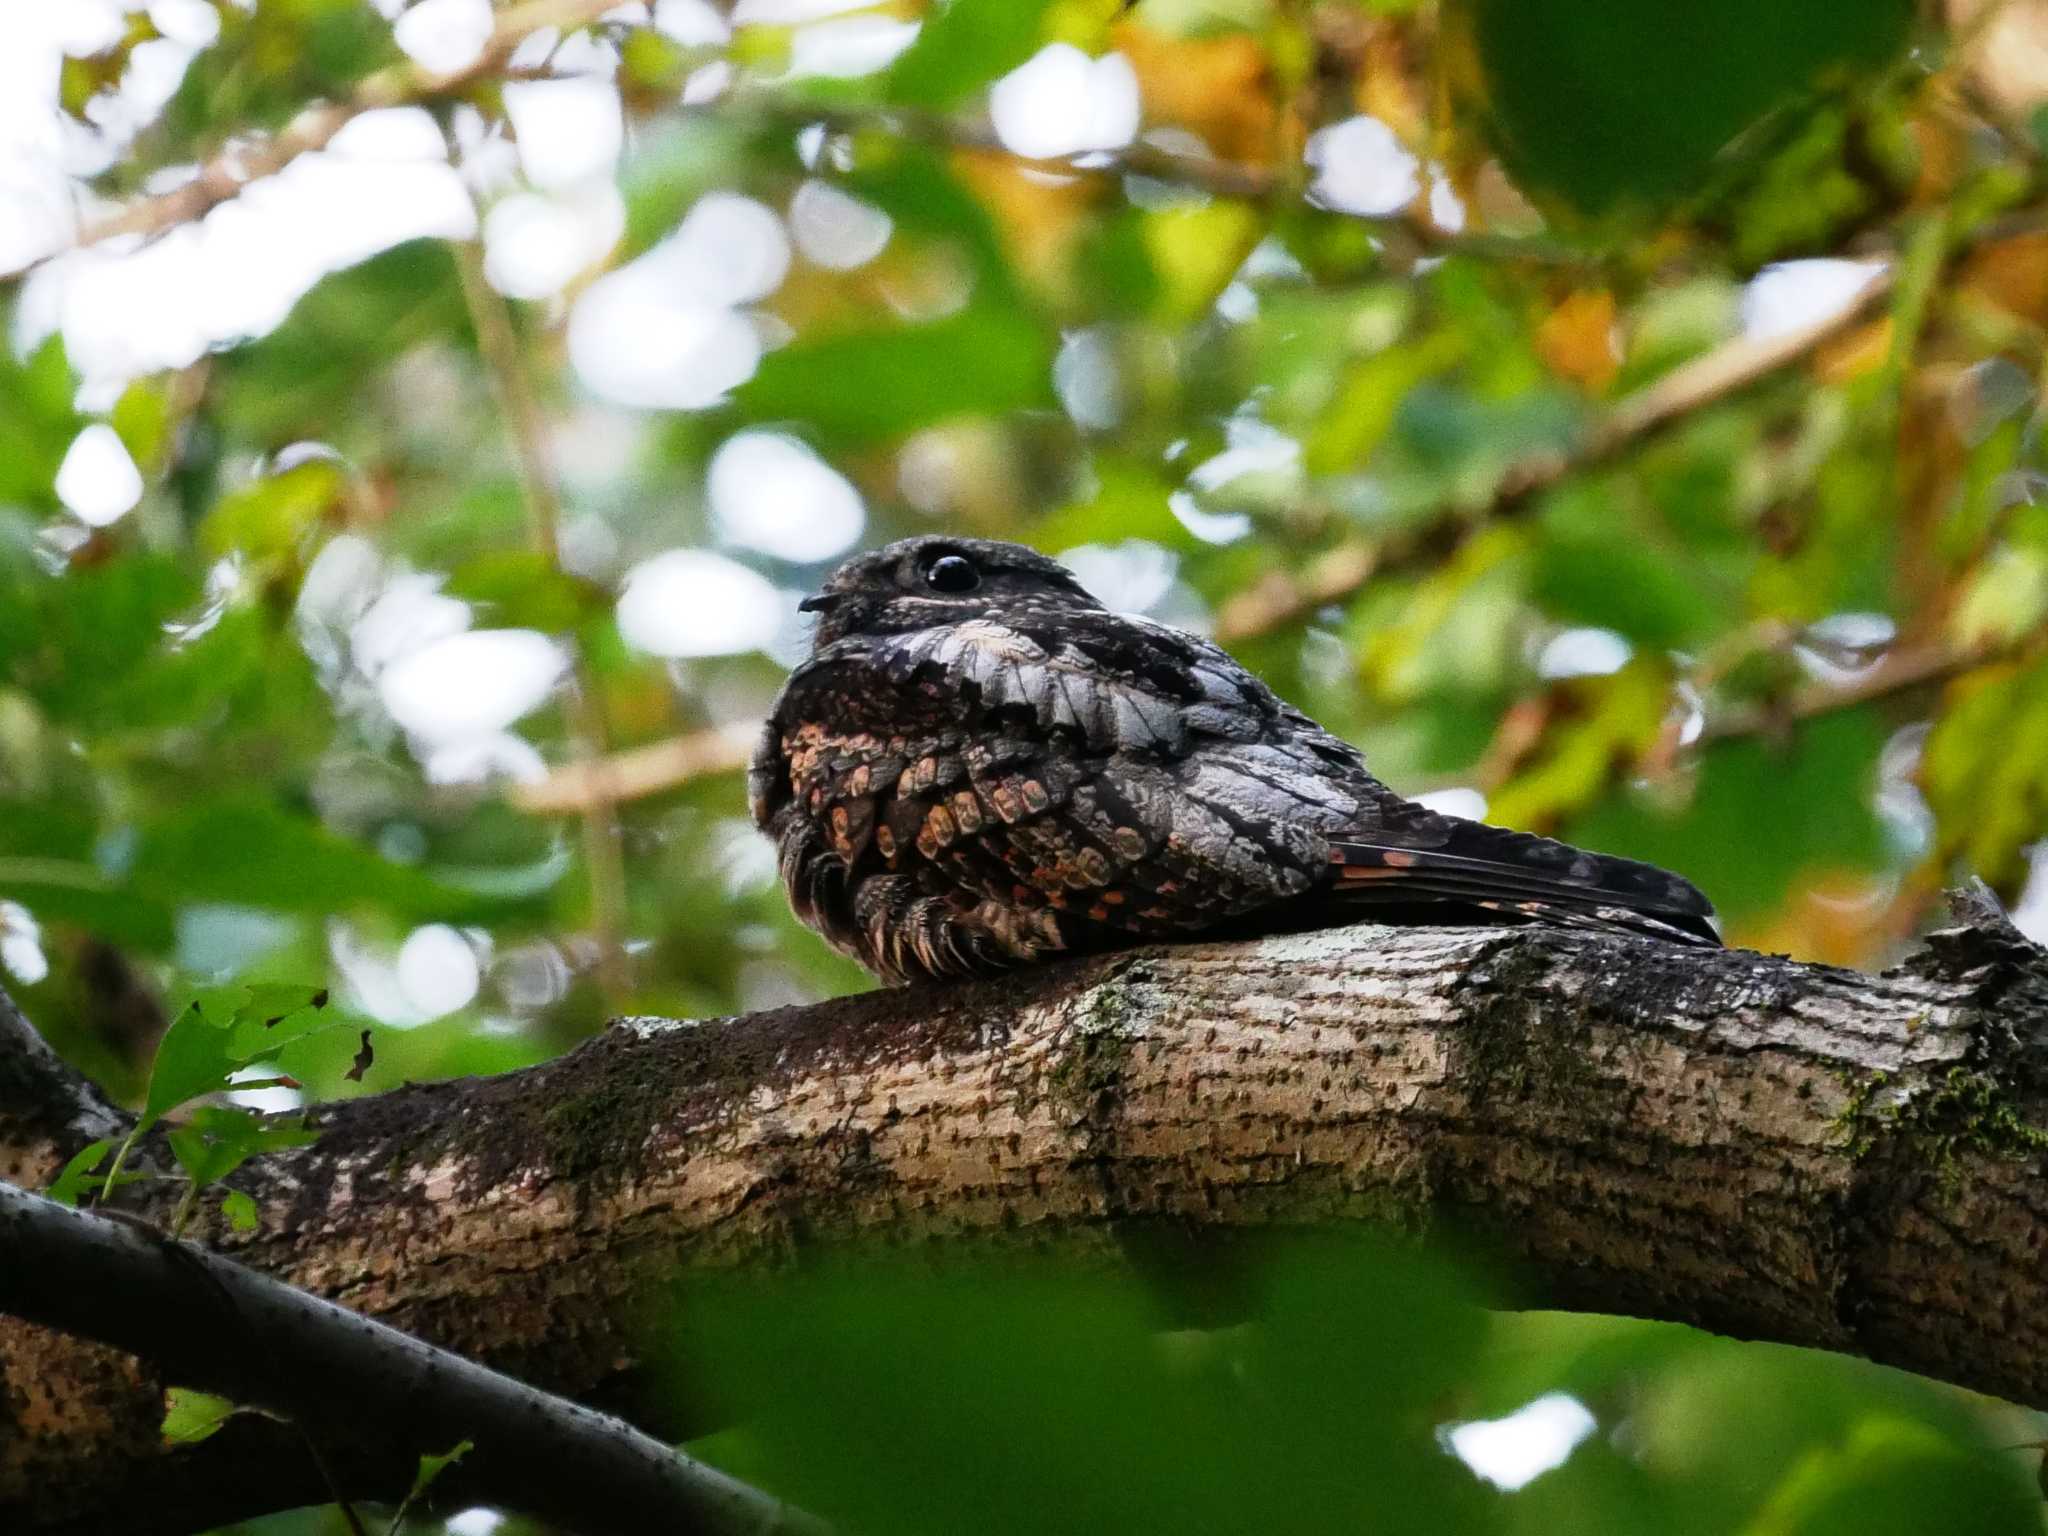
xmin=751 ymin=536 xmax=1718 ymax=984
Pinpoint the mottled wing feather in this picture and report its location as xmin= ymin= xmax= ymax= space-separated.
xmin=1324 ymin=799 xmax=1721 ymax=946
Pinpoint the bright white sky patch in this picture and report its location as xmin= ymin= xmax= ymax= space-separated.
xmin=1441 ymin=1393 xmax=1598 ymax=1492
xmin=1740 ymin=258 xmax=1889 ymax=343
xmin=682 ymin=59 xmax=733 ymax=104
xmin=1058 ymin=540 xmax=1177 ymax=615
xmin=377 ymin=628 xmax=569 ymax=743
xmin=394 ymin=0 xmax=493 ymax=74
xmin=0 ymin=901 xmax=49 ymax=987
xmin=53 ymin=1 xmax=128 ymax=54
xmin=2014 ymin=842 xmax=2048 ymax=946
xmin=347 ymin=571 xmax=471 ymax=677
xmin=657 ymin=191 xmax=792 ymax=306
xmin=1054 ymin=327 xmax=1122 ymax=431
xmin=396 ymin=923 xmax=482 ymax=1019
xmin=0 ymin=17 xmax=76 ymax=274
xmin=654 ymin=0 xmax=731 ymax=46
xmin=484 ymin=184 xmax=625 ymax=299
xmin=1414 ymin=786 xmax=1488 ymax=822
xmin=787 ymin=17 xmax=920 ymax=79
xmin=148 ymin=0 xmax=222 ymax=49
xmin=569 ymin=288 xmax=762 ymax=409
xmin=1538 ymin=626 xmax=1633 ymax=680
xmin=708 ymin=431 xmax=865 ymax=562
xmin=789 ymin=178 xmax=891 ymax=270
xmin=1306 ymin=116 xmax=1421 ymax=217
xmin=1428 ymin=171 xmax=1467 ymax=233
xmin=616 ymin=549 xmax=783 ymax=656
xmin=55 ymin=423 xmax=144 ymax=526
xmin=21 ymin=146 xmax=475 ymax=400
xmin=990 ymin=46 xmax=1140 ymax=160
xmin=328 ymin=105 xmax=449 ymax=161
xmin=227 ymin=1062 xmax=303 ymax=1115
xmin=1187 ymin=417 xmax=1304 ymax=499
xmin=504 ymin=78 xmax=623 ymax=190
xmin=567 ymin=193 xmax=787 ymax=409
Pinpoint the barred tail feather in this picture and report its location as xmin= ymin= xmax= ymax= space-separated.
xmin=1325 ymin=805 xmax=1720 ymax=947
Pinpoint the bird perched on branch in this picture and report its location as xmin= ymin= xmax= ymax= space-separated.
xmin=752 ymin=536 xmax=1718 ymax=984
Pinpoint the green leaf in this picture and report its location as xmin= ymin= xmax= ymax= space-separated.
xmin=840 ymin=148 xmax=1023 ymax=301
xmin=1471 ymin=0 xmax=1912 ymax=212
xmin=221 ymin=1189 xmax=261 ymax=1233
xmin=110 ymin=380 xmax=171 ymax=474
xmin=1567 ymin=708 xmax=1888 ymax=922
xmin=1746 ymin=1416 xmax=2037 ymax=1536
xmin=200 ymin=460 xmax=343 ymax=562
xmin=142 ymin=984 xmax=333 ymax=1129
xmin=166 ymin=1105 xmax=321 ymax=1189
xmin=0 ymin=334 xmax=82 ymax=509
xmin=45 ymin=1138 xmax=116 ymax=1207
xmin=209 ymin=243 xmax=466 ymax=444
xmin=161 ymin=1388 xmax=237 ymax=1447
xmin=671 ymin=1236 xmax=1495 ymax=1536
xmin=734 ymin=308 xmax=1054 ymax=448
xmin=1921 ymin=660 xmax=2048 ymax=889
xmin=131 ymin=801 xmax=491 ymax=921
xmin=445 ymin=550 xmax=600 ymax=632
xmin=408 ymin=1439 xmax=474 ymax=1502
xmin=886 ymin=0 xmax=1053 ymax=109
xmin=1532 ymin=528 xmax=1727 ymax=650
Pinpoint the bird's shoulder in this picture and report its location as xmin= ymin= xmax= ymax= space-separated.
xmin=776 ymin=606 xmax=1333 ymax=761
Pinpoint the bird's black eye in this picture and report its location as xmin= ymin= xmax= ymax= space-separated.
xmin=924 ymin=553 xmax=980 ymax=594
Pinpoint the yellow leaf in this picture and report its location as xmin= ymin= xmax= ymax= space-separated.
xmin=1142 ymin=202 xmax=1261 ymax=326
xmin=1534 ymin=290 xmax=1619 ymax=392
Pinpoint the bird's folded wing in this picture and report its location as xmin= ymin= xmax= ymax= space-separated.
xmin=1325 ymin=802 xmax=1721 ymax=946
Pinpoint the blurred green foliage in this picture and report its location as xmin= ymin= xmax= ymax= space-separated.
xmin=8 ymin=0 xmax=2048 ymax=1532
xmin=649 ymin=1238 xmax=2041 ymax=1536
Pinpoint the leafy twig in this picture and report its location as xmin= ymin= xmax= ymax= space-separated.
xmin=0 ymin=1182 xmax=830 ymax=1535
xmin=1213 ymin=263 xmax=1898 ymax=642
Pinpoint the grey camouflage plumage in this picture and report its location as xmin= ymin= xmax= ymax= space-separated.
xmin=752 ymin=536 xmax=1718 ymax=984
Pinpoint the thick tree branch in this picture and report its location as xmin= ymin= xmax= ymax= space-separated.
xmin=0 ymin=987 xmax=125 ymax=1187
xmin=7 ymin=902 xmax=2048 ymax=1530
xmin=0 ymin=1184 xmax=820 ymax=1536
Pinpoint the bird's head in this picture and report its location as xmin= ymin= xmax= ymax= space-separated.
xmin=799 ymin=536 xmax=1104 ymax=647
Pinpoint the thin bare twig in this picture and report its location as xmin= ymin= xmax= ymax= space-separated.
xmin=452 ymin=239 xmax=632 ymax=1003
xmin=509 ymin=723 xmax=757 ymax=817
xmin=1700 ymin=635 xmax=2029 ymax=743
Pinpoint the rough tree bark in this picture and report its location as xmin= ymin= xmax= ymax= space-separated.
xmin=5 ymin=900 xmax=2048 ymax=1531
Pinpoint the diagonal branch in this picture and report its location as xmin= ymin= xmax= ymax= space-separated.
xmin=0 ymin=1182 xmax=823 ymax=1536
xmin=1214 ymin=265 xmax=1898 ymax=642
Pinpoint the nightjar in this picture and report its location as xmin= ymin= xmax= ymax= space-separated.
xmin=751 ymin=536 xmax=1718 ymax=984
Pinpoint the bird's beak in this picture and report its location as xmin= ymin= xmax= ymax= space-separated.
xmin=798 ymin=592 xmax=842 ymax=615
